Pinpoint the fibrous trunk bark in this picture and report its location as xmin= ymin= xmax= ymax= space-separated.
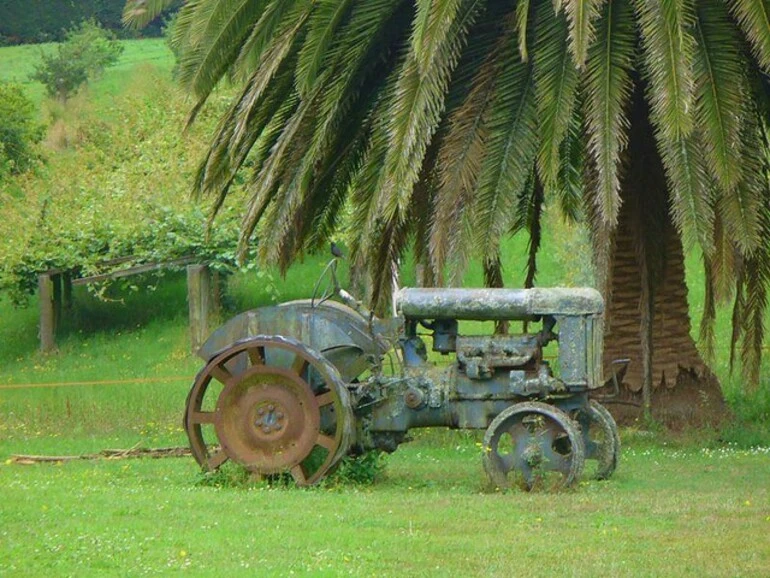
xmin=598 ymin=94 xmax=726 ymax=426
xmin=602 ymin=200 xmax=726 ymax=425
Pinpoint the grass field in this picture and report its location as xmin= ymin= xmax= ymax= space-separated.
xmin=1 ymin=38 xmax=770 ymax=577
xmin=2 ymin=432 xmax=769 ymax=577
xmin=0 ymin=39 xmax=172 ymax=107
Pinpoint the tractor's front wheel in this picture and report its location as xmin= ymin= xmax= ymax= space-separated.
xmin=483 ymin=401 xmax=585 ymax=491
xmin=184 ymin=335 xmax=354 ymax=486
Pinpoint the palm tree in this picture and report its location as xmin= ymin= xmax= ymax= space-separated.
xmin=125 ymin=0 xmax=770 ymax=421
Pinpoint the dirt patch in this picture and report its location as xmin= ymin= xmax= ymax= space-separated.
xmin=596 ymin=368 xmax=728 ymax=429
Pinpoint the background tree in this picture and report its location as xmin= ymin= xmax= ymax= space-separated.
xmin=30 ymin=20 xmax=125 ymax=101
xmin=0 ymin=83 xmax=43 ymax=179
xmin=125 ymin=0 xmax=770 ymax=422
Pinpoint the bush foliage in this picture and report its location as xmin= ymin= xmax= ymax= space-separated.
xmin=0 ymin=64 xmax=249 ymax=305
xmin=29 ymin=20 xmax=124 ymax=101
xmin=0 ymin=82 xmax=44 ymax=178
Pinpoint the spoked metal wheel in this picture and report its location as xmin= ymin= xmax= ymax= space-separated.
xmin=483 ymin=402 xmax=585 ymax=491
xmin=184 ymin=335 xmax=354 ymax=486
xmin=574 ymin=400 xmax=620 ymax=480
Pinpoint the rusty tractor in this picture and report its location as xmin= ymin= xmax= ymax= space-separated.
xmin=184 ymin=260 xmax=622 ymax=490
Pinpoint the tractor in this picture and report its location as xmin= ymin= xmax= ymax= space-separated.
xmin=184 ymin=259 xmax=621 ymax=490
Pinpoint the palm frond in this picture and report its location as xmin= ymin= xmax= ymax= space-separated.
xmin=411 ymin=137 xmax=442 ymax=286
xmin=563 ymin=0 xmax=603 ymax=68
xmin=197 ymin=60 xmax=297 ymax=215
xmin=737 ymin=120 xmax=770 ymax=388
xmin=715 ymin=114 xmax=764 ymax=254
xmin=534 ymin=2 xmax=579 ymax=190
xmin=347 ymin=68 xmax=402 ymax=267
xmin=122 ymin=0 xmax=177 ymax=28
xmin=554 ymin=103 xmax=586 ymax=222
xmin=295 ymin=0 xmax=355 ymax=97
xmin=729 ymin=262 xmax=745 ymax=373
xmin=516 ymin=0 xmax=531 ymax=61
xmin=728 ymin=0 xmax=770 ymax=72
xmin=231 ymin=0 xmax=301 ymax=81
xmin=699 ymin=255 xmax=717 ymax=363
xmin=377 ymin=0 xmax=482 ymax=225
xmin=740 ymin=251 xmax=769 ymax=388
xmin=307 ymin=0 xmax=409 ymax=182
xmin=429 ymin=10 xmax=516 ymax=278
xmin=660 ymin=134 xmax=715 ymax=255
xmin=273 ymin=41 xmax=398 ymax=265
xmin=303 ymin=128 xmax=370 ymax=252
xmin=192 ymin=14 xmax=304 ymax=200
xmin=256 ymin=90 xmax=328 ymax=267
xmin=412 ymin=0 xmax=468 ymax=75
xmin=523 ymin=174 xmax=544 ymax=289
xmin=635 ymin=0 xmax=696 ymax=142
xmin=236 ymin=88 xmax=316 ymax=260
xmin=583 ymin=0 xmax=634 ymax=227
xmin=368 ymin=216 xmax=412 ymax=314
xmin=176 ymin=0 xmax=280 ymax=103
xmin=693 ymin=1 xmax=748 ymax=193
xmin=472 ymin=46 xmax=538 ymax=262
xmin=711 ymin=214 xmax=740 ymax=302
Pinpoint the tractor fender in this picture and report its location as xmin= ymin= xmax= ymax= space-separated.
xmin=198 ymin=299 xmax=391 ymax=382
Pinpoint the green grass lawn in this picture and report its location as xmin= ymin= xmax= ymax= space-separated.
xmin=1 ymin=431 xmax=769 ymax=577
xmin=0 ymin=38 xmax=172 ymax=106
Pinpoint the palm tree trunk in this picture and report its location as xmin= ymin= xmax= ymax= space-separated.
xmin=602 ymin=201 xmax=726 ymax=424
xmin=599 ymin=92 xmax=726 ymax=425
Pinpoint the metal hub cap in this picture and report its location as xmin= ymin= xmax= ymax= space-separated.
xmin=215 ymin=366 xmax=320 ymax=473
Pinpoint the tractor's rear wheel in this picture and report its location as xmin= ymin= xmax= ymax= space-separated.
xmin=483 ymin=402 xmax=585 ymax=491
xmin=575 ymin=400 xmax=620 ymax=480
xmin=184 ymin=335 xmax=354 ymax=486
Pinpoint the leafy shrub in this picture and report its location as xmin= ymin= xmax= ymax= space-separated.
xmin=0 ymin=65 xmax=248 ymax=306
xmin=29 ymin=20 xmax=124 ymax=101
xmin=0 ymin=83 xmax=44 ymax=178
xmin=328 ymin=451 xmax=387 ymax=486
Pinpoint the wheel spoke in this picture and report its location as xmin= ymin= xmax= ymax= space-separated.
xmin=292 ymin=355 xmax=309 ymax=378
xmin=317 ymin=434 xmax=336 ymax=451
xmin=190 ymin=411 xmax=216 ymax=424
xmin=538 ymin=425 xmax=558 ymax=445
xmin=207 ymin=450 xmax=228 ymax=470
xmin=209 ymin=363 xmax=234 ymax=386
xmin=315 ymin=391 xmax=334 ymax=407
xmin=494 ymin=450 xmax=515 ymax=474
xmin=290 ymin=463 xmax=307 ymax=485
xmin=542 ymin=449 xmax=571 ymax=474
xmin=247 ymin=346 xmax=265 ymax=366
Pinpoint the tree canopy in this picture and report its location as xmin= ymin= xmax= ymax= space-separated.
xmin=125 ymin=0 xmax=770 ymax=387
xmin=29 ymin=21 xmax=125 ymax=101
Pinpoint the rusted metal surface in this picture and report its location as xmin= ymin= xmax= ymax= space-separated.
xmin=184 ymin=335 xmax=353 ymax=485
xmin=184 ymin=263 xmax=620 ymax=489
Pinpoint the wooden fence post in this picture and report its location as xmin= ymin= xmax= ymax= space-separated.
xmin=39 ymin=273 xmax=57 ymax=352
xmin=187 ymin=264 xmax=211 ymax=352
xmin=62 ymin=272 xmax=73 ymax=310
